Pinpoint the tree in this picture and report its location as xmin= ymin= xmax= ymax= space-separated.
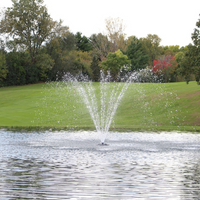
xmin=175 ymin=51 xmax=185 ymax=70
xmin=5 ymin=51 xmax=28 ymax=85
xmin=140 ymin=34 xmax=162 ymax=66
xmin=191 ymin=14 xmax=200 ymax=84
xmin=90 ymin=18 xmax=127 ymax=61
xmin=45 ymin=31 xmax=77 ymax=80
xmin=35 ymin=53 xmax=54 ymax=81
xmin=90 ymin=33 xmax=110 ymax=61
xmin=101 ymin=49 xmax=130 ymax=80
xmin=152 ymin=55 xmax=178 ymax=82
xmin=178 ymin=44 xmax=195 ymax=84
xmin=105 ymin=17 xmax=126 ymax=52
xmin=0 ymin=51 xmax=8 ymax=84
xmin=125 ymin=36 xmax=149 ymax=71
xmin=75 ymin=32 xmax=93 ymax=52
xmin=163 ymin=45 xmax=181 ymax=56
xmin=179 ymin=14 xmax=200 ymax=84
xmin=90 ymin=55 xmax=100 ymax=81
xmin=0 ymin=0 xmax=58 ymax=79
xmin=61 ymin=50 xmax=86 ymax=76
xmin=175 ymin=51 xmax=185 ymax=64
xmin=71 ymin=50 xmax=93 ymax=77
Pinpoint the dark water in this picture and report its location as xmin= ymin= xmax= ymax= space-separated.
xmin=0 ymin=130 xmax=200 ymax=199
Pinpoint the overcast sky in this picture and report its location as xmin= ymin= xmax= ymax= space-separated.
xmin=1 ymin=0 xmax=200 ymax=47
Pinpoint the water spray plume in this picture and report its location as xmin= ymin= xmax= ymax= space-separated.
xmin=62 ymin=70 xmax=139 ymax=144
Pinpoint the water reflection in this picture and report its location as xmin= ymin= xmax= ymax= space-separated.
xmin=1 ymin=159 xmax=46 ymax=199
xmin=181 ymin=160 xmax=200 ymax=199
xmin=0 ymin=130 xmax=200 ymax=199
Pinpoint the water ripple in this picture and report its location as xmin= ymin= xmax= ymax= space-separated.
xmin=0 ymin=130 xmax=200 ymax=199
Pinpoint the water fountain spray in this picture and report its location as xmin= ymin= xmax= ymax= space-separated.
xmin=63 ymin=70 xmax=137 ymax=144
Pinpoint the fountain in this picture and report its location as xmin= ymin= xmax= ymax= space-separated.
xmin=63 ymin=70 xmax=138 ymax=144
xmin=39 ymin=67 xmax=179 ymax=145
xmin=2 ymin=70 xmax=200 ymax=199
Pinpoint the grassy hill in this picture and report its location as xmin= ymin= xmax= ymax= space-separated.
xmin=0 ymin=81 xmax=199 ymax=132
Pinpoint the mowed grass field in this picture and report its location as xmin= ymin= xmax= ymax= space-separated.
xmin=0 ymin=81 xmax=200 ymax=132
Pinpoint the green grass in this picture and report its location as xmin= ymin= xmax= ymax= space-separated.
xmin=0 ymin=81 xmax=200 ymax=132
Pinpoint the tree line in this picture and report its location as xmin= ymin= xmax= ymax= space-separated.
xmin=0 ymin=0 xmax=200 ymax=86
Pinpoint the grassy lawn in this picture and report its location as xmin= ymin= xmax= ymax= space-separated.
xmin=115 ymin=81 xmax=200 ymax=131
xmin=0 ymin=81 xmax=200 ymax=132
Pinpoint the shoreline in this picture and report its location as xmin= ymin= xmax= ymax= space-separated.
xmin=1 ymin=125 xmax=200 ymax=133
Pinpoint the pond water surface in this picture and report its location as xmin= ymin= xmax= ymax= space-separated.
xmin=0 ymin=130 xmax=200 ymax=199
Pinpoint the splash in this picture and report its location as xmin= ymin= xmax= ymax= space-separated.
xmin=63 ymin=71 xmax=137 ymax=143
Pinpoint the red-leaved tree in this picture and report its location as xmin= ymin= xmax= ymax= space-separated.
xmin=152 ymin=55 xmax=178 ymax=82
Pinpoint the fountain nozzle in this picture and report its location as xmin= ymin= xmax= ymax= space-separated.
xmin=98 ymin=142 xmax=108 ymax=146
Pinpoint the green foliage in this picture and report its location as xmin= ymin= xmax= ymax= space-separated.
xmin=125 ymin=36 xmax=149 ymax=71
xmin=46 ymin=32 xmax=78 ymax=81
xmin=75 ymin=32 xmax=93 ymax=52
xmin=0 ymin=0 xmax=55 ymax=60
xmin=73 ymin=50 xmax=93 ymax=77
xmin=178 ymin=45 xmax=194 ymax=84
xmin=0 ymin=51 xmax=8 ymax=84
xmin=0 ymin=0 xmax=197 ymax=86
xmin=90 ymin=55 xmax=100 ymax=81
xmin=101 ymin=49 xmax=130 ymax=79
xmin=90 ymin=33 xmax=110 ymax=61
xmin=175 ymin=51 xmax=185 ymax=74
xmin=179 ymin=15 xmax=200 ymax=85
xmin=175 ymin=51 xmax=185 ymax=64
xmin=140 ymin=34 xmax=162 ymax=66
xmin=35 ymin=53 xmax=54 ymax=81
xmin=163 ymin=45 xmax=182 ymax=56
xmin=191 ymin=14 xmax=200 ymax=84
xmin=5 ymin=51 xmax=30 ymax=85
xmin=0 ymin=0 xmax=60 ymax=83
xmin=54 ymin=51 xmax=84 ymax=80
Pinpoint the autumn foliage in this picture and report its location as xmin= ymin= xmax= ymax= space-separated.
xmin=152 ymin=55 xmax=178 ymax=82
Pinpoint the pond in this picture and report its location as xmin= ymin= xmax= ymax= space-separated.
xmin=0 ymin=130 xmax=200 ymax=199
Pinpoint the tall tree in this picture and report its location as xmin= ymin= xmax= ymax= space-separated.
xmin=179 ymin=15 xmax=200 ymax=84
xmin=75 ymin=32 xmax=93 ymax=52
xmin=0 ymin=51 xmax=8 ymax=84
xmin=105 ymin=17 xmax=126 ymax=52
xmin=191 ymin=14 xmax=200 ymax=84
xmin=0 ymin=40 xmax=8 ymax=85
xmin=90 ymin=18 xmax=126 ymax=62
xmin=125 ymin=36 xmax=149 ymax=71
xmin=178 ymin=45 xmax=194 ymax=84
xmin=45 ymin=32 xmax=80 ymax=80
xmin=0 ymin=0 xmax=57 ymax=74
xmin=5 ymin=51 xmax=28 ymax=85
xmin=140 ymin=34 xmax=162 ymax=66
xmin=90 ymin=33 xmax=110 ymax=61
xmin=90 ymin=55 xmax=100 ymax=81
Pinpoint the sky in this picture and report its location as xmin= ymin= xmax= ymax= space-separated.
xmin=1 ymin=0 xmax=200 ymax=47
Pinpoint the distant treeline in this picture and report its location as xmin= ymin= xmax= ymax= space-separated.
xmin=0 ymin=0 xmax=200 ymax=86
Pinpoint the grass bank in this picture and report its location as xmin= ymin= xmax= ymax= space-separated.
xmin=0 ymin=81 xmax=200 ymax=132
